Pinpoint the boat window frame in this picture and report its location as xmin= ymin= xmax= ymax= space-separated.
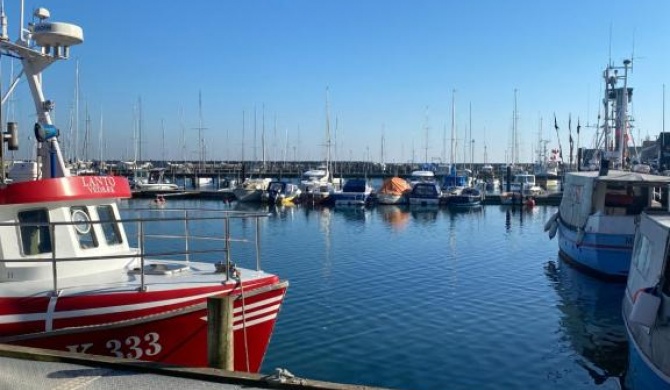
xmin=632 ymin=232 xmax=652 ymax=278
xmin=96 ymin=204 xmax=123 ymax=245
xmin=70 ymin=206 xmax=99 ymax=250
xmin=18 ymin=208 xmax=52 ymax=256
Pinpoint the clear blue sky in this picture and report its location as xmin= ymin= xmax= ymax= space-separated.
xmin=4 ymin=0 xmax=670 ymax=164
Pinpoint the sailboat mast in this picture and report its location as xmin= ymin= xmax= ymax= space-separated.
xmin=138 ymin=96 xmax=143 ymax=163
xmin=469 ymin=102 xmax=472 ymax=169
xmin=242 ymin=110 xmax=246 ymax=162
xmin=262 ymin=104 xmax=266 ymax=169
xmin=424 ymin=106 xmax=429 ymax=163
xmin=513 ymin=89 xmax=519 ymax=165
xmin=380 ymin=124 xmax=385 ymax=164
xmin=198 ymin=91 xmax=203 ymax=170
xmin=179 ymin=106 xmax=185 ymax=162
xmin=161 ymin=118 xmax=165 ymax=164
xmin=83 ymin=102 xmax=90 ymax=161
xmin=99 ymin=111 xmax=103 ymax=163
xmin=325 ymin=87 xmax=332 ymax=178
xmin=450 ymin=89 xmax=456 ymax=167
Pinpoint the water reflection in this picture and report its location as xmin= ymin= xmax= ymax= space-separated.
xmin=377 ymin=205 xmax=410 ymax=231
xmin=445 ymin=204 xmax=484 ymax=221
xmin=409 ymin=204 xmax=439 ymax=223
xmin=332 ymin=206 xmax=369 ymax=223
xmin=545 ymin=259 xmax=627 ymax=386
xmin=268 ymin=204 xmax=297 ymax=220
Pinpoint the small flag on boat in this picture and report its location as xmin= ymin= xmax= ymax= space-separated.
xmin=554 ymin=113 xmax=563 ymax=160
xmin=568 ymin=114 xmax=574 ymax=166
xmin=577 ymin=118 xmax=581 ymax=135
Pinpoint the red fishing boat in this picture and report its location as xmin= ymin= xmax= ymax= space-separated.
xmin=0 ymin=4 xmax=287 ymax=373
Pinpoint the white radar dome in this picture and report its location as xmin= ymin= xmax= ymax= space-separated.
xmin=32 ymin=22 xmax=83 ymax=47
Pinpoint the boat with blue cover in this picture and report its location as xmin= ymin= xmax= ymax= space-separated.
xmin=330 ymin=178 xmax=373 ymax=207
xmin=408 ymin=182 xmax=442 ymax=206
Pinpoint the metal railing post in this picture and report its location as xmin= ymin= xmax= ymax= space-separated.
xmin=139 ymin=219 xmax=146 ymax=292
xmin=184 ymin=209 xmax=190 ymax=263
xmin=255 ymin=216 xmax=261 ymax=271
xmin=50 ymin=223 xmax=58 ymax=295
xmin=225 ymin=216 xmax=230 ymax=282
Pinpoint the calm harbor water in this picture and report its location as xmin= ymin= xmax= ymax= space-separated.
xmin=121 ymin=198 xmax=627 ymax=390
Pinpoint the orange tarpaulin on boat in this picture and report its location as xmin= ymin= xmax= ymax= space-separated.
xmin=379 ymin=177 xmax=412 ymax=195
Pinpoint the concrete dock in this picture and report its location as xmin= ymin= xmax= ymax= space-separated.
xmin=0 ymin=344 xmax=386 ymax=390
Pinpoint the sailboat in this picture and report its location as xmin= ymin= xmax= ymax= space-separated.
xmin=300 ymin=88 xmax=339 ymax=204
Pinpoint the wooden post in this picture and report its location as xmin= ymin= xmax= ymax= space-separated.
xmin=207 ymin=295 xmax=234 ymax=370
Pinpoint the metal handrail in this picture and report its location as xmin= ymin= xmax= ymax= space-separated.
xmin=1 ymin=208 xmax=270 ymax=295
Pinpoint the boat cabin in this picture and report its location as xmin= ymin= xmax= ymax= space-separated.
xmin=0 ymin=176 xmax=134 ymax=283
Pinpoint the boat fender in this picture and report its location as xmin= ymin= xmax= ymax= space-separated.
xmin=630 ymin=287 xmax=661 ymax=328
xmin=544 ymin=212 xmax=559 ymax=232
xmin=548 ymin=221 xmax=558 ymax=240
xmin=576 ymin=229 xmax=584 ymax=246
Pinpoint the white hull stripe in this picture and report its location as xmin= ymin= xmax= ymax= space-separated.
xmin=233 ymin=313 xmax=278 ymax=331
xmin=0 ymin=291 xmax=284 ymax=325
xmin=233 ymin=295 xmax=284 ymax=314
xmin=233 ymin=304 xmax=280 ymax=323
xmin=199 ymin=303 xmax=280 ymax=324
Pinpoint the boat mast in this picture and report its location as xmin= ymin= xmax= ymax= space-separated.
xmin=161 ymin=118 xmax=165 ymax=164
xmin=261 ymin=103 xmax=266 ymax=170
xmin=138 ymin=96 xmax=143 ymax=164
xmin=74 ymin=59 xmax=79 ymax=163
xmin=619 ymin=59 xmax=631 ymax=168
xmin=179 ymin=105 xmax=185 ymax=163
xmin=6 ymin=5 xmax=83 ymax=178
xmin=469 ymin=102 xmax=473 ymax=170
xmin=424 ymin=105 xmax=429 ymax=163
xmin=197 ymin=90 xmax=206 ymax=171
xmin=380 ymin=124 xmax=385 ymax=165
xmin=241 ymin=110 xmax=245 ymax=162
xmin=98 ymin=111 xmax=103 ymax=163
xmin=602 ymin=59 xmax=632 ymax=169
xmin=450 ymin=89 xmax=456 ymax=168
xmin=325 ymin=87 xmax=332 ymax=180
xmin=513 ymin=89 xmax=519 ymax=166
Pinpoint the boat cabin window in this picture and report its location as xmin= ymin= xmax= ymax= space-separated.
xmin=148 ymin=170 xmax=160 ymax=184
xmin=97 ymin=205 xmax=122 ymax=245
xmin=70 ymin=206 xmax=98 ymax=249
xmin=604 ymin=186 xmax=648 ymax=215
xmin=631 ymin=232 xmax=652 ymax=278
xmin=413 ymin=184 xmax=437 ymax=196
xmin=18 ymin=209 xmax=52 ymax=255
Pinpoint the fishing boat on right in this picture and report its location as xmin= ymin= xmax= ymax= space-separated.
xmin=622 ymin=209 xmax=670 ymax=389
xmin=546 ymin=59 xmax=670 ymax=281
